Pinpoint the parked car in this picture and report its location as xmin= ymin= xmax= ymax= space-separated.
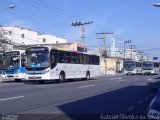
xmin=148 ymin=87 xmax=160 ymax=120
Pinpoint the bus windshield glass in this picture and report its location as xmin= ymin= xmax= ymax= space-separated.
xmin=2 ymin=51 xmax=20 ymax=70
xmin=143 ymin=62 xmax=154 ymax=70
xmin=26 ymin=47 xmax=49 ymax=70
xmin=124 ymin=61 xmax=136 ymax=71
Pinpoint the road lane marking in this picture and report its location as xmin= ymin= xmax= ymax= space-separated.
xmin=127 ymin=106 xmax=135 ymax=111
xmin=0 ymin=96 xmax=24 ymax=101
xmin=116 ymin=80 xmax=124 ymax=82
xmin=109 ymin=78 xmax=122 ymax=80
xmin=78 ymin=85 xmax=95 ymax=89
xmin=147 ymin=79 xmax=153 ymax=81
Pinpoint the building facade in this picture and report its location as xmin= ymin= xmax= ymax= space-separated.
xmin=0 ymin=26 xmax=67 ymax=46
xmin=37 ymin=34 xmax=67 ymax=44
xmin=100 ymin=57 xmax=123 ymax=75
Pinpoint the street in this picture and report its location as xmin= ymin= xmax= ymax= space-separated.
xmin=0 ymin=75 xmax=159 ymax=120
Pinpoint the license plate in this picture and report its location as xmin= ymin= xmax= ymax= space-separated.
xmin=29 ymin=76 xmax=41 ymax=79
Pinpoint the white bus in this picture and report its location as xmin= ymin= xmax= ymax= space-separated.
xmin=142 ymin=61 xmax=159 ymax=75
xmin=25 ymin=46 xmax=100 ymax=83
xmin=123 ymin=59 xmax=142 ymax=75
xmin=2 ymin=50 xmax=26 ymax=82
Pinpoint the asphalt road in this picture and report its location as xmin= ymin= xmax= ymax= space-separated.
xmin=0 ymin=75 xmax=160 ymax=120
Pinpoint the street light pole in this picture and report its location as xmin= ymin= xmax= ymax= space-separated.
xmin=0 ymin=5 xmax=15 ymax=13
xmin=153 ymin=3 xmax=160 ymax=7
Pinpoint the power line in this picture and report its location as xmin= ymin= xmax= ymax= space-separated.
xmin=71 ymin=21 xmax=93 ymax=52
xmin=20 ymin=0 xmax=75 ymax=21
xmin=4 ymin=0 xmax=70 ymax=26
xmin=9 ymin=10 xmax=69 ymax=28
xmin=38 ymin=0 xmax=81 ymax=20
xmin=96 ymin=32 xmax=113 ymax=74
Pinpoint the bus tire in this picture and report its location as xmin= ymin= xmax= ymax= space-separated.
xmin=15 ymin=79 xmax=22 ymax=82
xmin=59 ymin=72 xmax=65 ymax=83
xmin=39 ymin=80 xmax=44 ymax=84
xmin=86 ymin=71 xmax=90 ymax=80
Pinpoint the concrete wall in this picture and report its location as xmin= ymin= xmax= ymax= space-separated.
xmin=100 ymin=57 xmax=123 ymax=75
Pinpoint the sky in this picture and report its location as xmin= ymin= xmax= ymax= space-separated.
xmin=0 ymin=0 xmax=160 ymax=58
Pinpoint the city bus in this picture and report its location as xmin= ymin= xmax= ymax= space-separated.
xmin=25 ymin=46 xmax=100 ymax=83
xmin=142 ymin=61 xmax=159 ymax=75
xmin=135 ymin=61 xmax=142 ymax=75
xmin=2 ymin=50 xmax=26 ymax=82
xmin=124 ymin=59 xmax=142 ymax=75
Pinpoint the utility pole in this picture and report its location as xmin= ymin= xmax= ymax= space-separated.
xmin=71 ymin=21 xmax=93 ymax=52
xmin=123 ymin=40 xmax=132 ymax=59
xmin=129 ymin=45 xmax=136 ymax=60
xmin=96 ymin=32 xmax=114 ymax=75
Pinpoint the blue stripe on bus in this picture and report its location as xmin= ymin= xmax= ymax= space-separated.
xmin=2 ymin=67 xmax=25 ymax=74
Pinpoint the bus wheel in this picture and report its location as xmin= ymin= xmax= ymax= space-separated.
xmin=15 ymin=79 xmax=22 ymax=82
xmin=39 ymin=80 xmax=44 ymax=84
xmin=86 ymin=71 xmax=90 ymax=80
xmin=59 ymin=72 xmax=65 ymax=83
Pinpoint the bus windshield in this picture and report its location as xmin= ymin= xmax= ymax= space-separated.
xmin=26 ymin=48 xmax=49 ymax=70
xmin=142 ymin=62 xmax=154 ymax=70
xmin=124 ymin=61 xmax=136 ymax=71
xmin=2 ymin=55 xmax=20 ymax=70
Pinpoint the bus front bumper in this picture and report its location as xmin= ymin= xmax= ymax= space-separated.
xmin=25 ymin=73 xmax=52 ymax=81
xmin=14 ymin=73 xmax=26 ymax=80
xmin=2 ymin=74 xmax=14 ymax=81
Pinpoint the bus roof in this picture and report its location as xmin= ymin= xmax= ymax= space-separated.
xmin=26 ymin=46 xmax=99 ymax=56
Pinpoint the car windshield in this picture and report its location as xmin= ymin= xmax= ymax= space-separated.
xmin=26 ymin=50 xmax=49 ymax=70
xmin=2 ymin=56 xmax=20 ymax=70
xmin=124 ymin=61 xmax=136 ymax=71
xmin=143 ymin=62 xmax=154 ymax=70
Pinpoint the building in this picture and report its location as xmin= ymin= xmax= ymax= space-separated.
xmin=51 ymin=42 xmax=87 ymax=52
xmin=100 ymin=57 xmax=123 ymax=75
xmin=37 ymin=34 xmax=67 ymax=44
xmin=1 ymin=26 xmax=38 ymax=45
xmin=0 ymin=26 xmax=67 ymax=46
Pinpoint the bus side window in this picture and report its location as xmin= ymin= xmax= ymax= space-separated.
xmin=97 ymin=56 xmax=100 ymax=65
xmin=58 ymin=51 xmax=65 ymax=63
xmin=72 ymin=53 xmax=77 ymax=64
xmin=92 ymin=56 xmax=99 ymax=65
xmin=51 ymin=50 xmax=57 ymax=69
xmin=77 ymin=53 xmax=80 ymax=64
xmin=87 ymin=55 xmax=91 ymax=64
xmin=83 ymin=55 xmax=87 ymax=64
xmin=65 ymin=52 xmax=71 ymax=63
xmin=79 ymin=54 xmax=83 ymax=64
xmin=21 ymin=54 xmax=25 ymax=67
